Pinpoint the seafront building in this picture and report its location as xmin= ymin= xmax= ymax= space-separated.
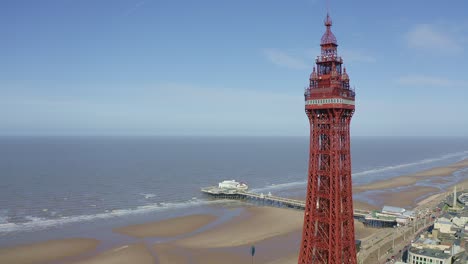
xmin=459 ymin=193 xmax=468 ymax=207
xmin=452 ymin=213 xmax=468 ymax=228
xmin=435 ymin=216 xmax=457 ymax=234
xmin=402 ymin=190 xmax=468 ymax=264
xmin=408 ymin=247 xmax=453 ymax=264
xmin=360 ymin=205 xmax=416 ymax=228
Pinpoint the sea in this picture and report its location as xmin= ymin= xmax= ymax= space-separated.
xmin=1 ymin=136 xmax=468 ymax=247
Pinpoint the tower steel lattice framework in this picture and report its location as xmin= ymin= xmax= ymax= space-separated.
xmin=298 ymin=13 xmax=357 ymax=264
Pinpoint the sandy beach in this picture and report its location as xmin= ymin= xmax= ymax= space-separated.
xmin=177 ymin=207 xmax=302 ymax=248
xmin=364 ymin=186 xmax=441 ymax=208
xmin=152 ymin=206 xmax=379 ymax=263
xmin=354 ymin=200 xmax=379 ymax=211
xmin=0 ymin=238 xmax=99 ymax=264
xmin=154 ymin=210 xmax=302 ymax=264
xmin=71 ymin=243 xmax=154 ymax=264
xmin=154 ymin=245 xmax=252 ymax=264
xmin=113 ymin=214 xmax=217 ymax=238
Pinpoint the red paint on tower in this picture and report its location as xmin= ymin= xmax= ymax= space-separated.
xmin=298 ymin=12 xmax=357 ymax=264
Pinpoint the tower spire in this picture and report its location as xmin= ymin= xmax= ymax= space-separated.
xmin=321 ymin=13 xmax=337 ymax=46
xmin=325 ymin=12 xmax=332 ymax=27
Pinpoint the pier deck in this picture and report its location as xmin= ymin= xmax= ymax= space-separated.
xmin=201 ymin=186 xmax=370 ymax=217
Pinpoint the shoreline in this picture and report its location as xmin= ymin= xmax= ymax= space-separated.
xmin=354 ymin=158 xmax=468 ymax=193
xmin=1 ymin=159 xmax=467 ymax=263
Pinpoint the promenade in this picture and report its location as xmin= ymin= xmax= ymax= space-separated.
xmin=358 ymin=193 xmax=445 ymax=264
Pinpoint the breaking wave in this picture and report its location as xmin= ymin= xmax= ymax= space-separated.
xmin=352 ymin=150 xmax=468 ymax=178
xmin=0 ymin=199 xmax=224 ymax=234
xmin=250 ymin=181 xmax=307 ymax=193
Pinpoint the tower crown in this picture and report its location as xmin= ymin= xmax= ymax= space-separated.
xmin=304 ymin=12 xmax=355 ymax=111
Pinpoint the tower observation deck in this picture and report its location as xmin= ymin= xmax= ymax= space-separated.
xmin=298 ymin=13 xmax=357 ymax=264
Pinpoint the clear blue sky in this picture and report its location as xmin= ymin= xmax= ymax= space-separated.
xmin=2 ymin=0 xmax=468 ymax=136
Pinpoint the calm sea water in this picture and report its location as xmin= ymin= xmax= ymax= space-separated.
xmin=0 ymin=136 xmax=467 ymax=243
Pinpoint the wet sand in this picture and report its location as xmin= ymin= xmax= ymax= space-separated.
xmin=153 ymin=244 xmax=189 ymax=264
xmin=152 ymin=207 xmax=377 ymax=263
xmin=354 ymin=159 xmax=468 ymax=192
xmin=153 ymin=220 xmax=301 ymax=264
xmin=177 ymin=206 xmax=303 ymax=248
xmin=267 ymin=254 xmax=297 ymax=264
xmin=113 ymin=214 xmax=217 ymax=238
xmin=71 ymin=243 xmax=154 ymax=264
xmin=0 ymin=238 xmax=99 ymax=264
xmin=365 ymin=186 xmax=441 ymax=208
xmin=416 ymin=192 xmax=445 ymax=206
xmin=354 ymin=200 xmax=379 ymax=211
xmin=154 ymin=244 xmax=266 ymax=264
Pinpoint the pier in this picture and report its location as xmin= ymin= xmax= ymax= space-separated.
xmin=201 ymin=186 xmax=371 ymax=218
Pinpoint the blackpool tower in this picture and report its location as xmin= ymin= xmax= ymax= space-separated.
xmin=298 ymin=12 xmax=357 ymax=264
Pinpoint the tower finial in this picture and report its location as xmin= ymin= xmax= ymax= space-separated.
xmin=324 ymin=12 xmax=332 ymax=27
xmin=342 ymin=67 xmax=349 ymax=81
xmin=321 ymin=13 xmax=337 ymax=45
xmin=310 ymin=66 xmax=317 ymax=80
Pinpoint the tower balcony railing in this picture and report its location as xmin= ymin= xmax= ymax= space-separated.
xmin=304 ymin=87 xmax=355 ymax=99
xmin=316 ymin=55 xmax=343 ymax=63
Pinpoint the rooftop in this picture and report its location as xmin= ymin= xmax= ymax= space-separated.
xmin=409 ymin=247 xmax=452 ymax=259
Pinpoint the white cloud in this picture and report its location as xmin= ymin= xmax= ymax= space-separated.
xmin=406 ymin=24 xmax=463 ymax=54
xmin=396 ymin=75 xmax=466 ymax=88
xmin=262 ymin=48 xmax=309 ymax=70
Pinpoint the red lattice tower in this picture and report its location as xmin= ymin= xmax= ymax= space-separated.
xmin=298 ymin=12 xmax=357 ymax=264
